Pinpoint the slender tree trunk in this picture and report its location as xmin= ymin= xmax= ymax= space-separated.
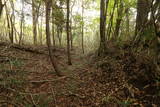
xmin=66 ymin=0 xmax=72 ymax=65
xmin=32 ymin=0 xmax=37 ymax=45
xmin=45 ymin=0 xmax=61 ymax=76
xmin=70 ymin=0 xmax=75 ymax=50
xmin=39 ymin=5 xmax=44 ymax=45
xmin=52 ymin=3 xmax=55 ymax=46
xmin=135 ymin=0 xmax=150 ymax=36
xmin=5 ymin=4 xmax=13 ymax=43
xmin=57 ymin=26 xmax=62 ymax=46
xmin=19 ymin=0 xmax=24 ymax=45
xmin=106 ymin=0 xmax=116 ymax=40
xmin=10 ymin=0 xmax=15 ymax=43
xmin=114 ymin=0 xmax=124 ymax=38
xmin=60 ymin=28 xmax=63 ymax=46
xmin=81 ymin=0 xmax=84 ymax=54
xmin=40 ymin=14 xmax=43 ymax=45
xmin=70 ymin=20 xmax=73 ymax=49
xmin=125 ymin=7 xmax=130 ymax=37
xmin=0 ymin=0 xmax=4 ymax=17
xmin=98 ymin=0 xmax=109 ymax=55
xmin=10 ymin=15 xmax=14 ymax=43
xmin=38 ymin=22 xmax=41 ymax=45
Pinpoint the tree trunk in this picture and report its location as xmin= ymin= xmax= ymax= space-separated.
xmin=70 ymin=20 xmax=73 ymax=49
xmin=135 ymin=0 xmax=150 ymax=36
xmin=66 ymin=0 xmax=72 ymax=65
xmin=125 ymin=7 xmax=130 ymax=37
xmin=5 ymin=4 xmax=13 ymax=43
xmin=10 ymin=0 xmax=16 ymax=43
xmin=98 ymin=0 xmax=109 ymax=56
xmin=39 ymin=6 xmax=44 ymax=45
xmin=52 ymin=3 xmax=55 ymax=46
xmin=70 ymin=0 xmax=75 ymax=50
xmin=114 ymin=0 xmax=124 ymax=38
xmin=81 ymin=0 xmax=84 ymax=54
xmin=57 ymin=26 xmax=62 ymax=46
xmin=106 ymin=0 xmax=116 ymax=40
xmin=39 ymin=16 xmax=43 ymax=45
xmin=10 ymin=15 xmax=14 ymax=43
xmin=0 ymin=0 xmax=4 ymax=17
xmin=32 ymin=0 xmax=37 ymax=45
xmin=45 ymin=0 xmax=61 ymax=76
xmin=19 ymin=0 xmax=24 ymax=45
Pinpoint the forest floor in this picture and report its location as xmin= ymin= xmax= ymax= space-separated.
xmin=0 ymin=42 xmax=160 ymax=107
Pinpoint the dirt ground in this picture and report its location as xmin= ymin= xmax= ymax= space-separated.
xmin=0 ymin=43 xmax=160 ymax=107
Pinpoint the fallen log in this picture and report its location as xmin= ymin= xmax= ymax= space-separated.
xmin=0 ymin=42 xmax=66 ymax=58
xmin=11 ymin=44 xmax=45 ymax=54
xmin=0 ymin=42 xmax=46 ymax=55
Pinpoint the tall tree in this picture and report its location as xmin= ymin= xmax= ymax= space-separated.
xmin=135 ymin=0 xmax=150 ymax=36
xmin=70 ymin=0 xmax=76 ymax=50
xmin=5 ymin=3 xmax=14 ymax=43
xmin=39 ymin=5 xmax=44 ymax=45
xmin=106 ymin=0 xmax=116 ymax=40
xmin=66 ymin=0 xmax=72 ymax=65
xmin=98 ymin=0 xmax=109 ymax=55
xmin=19 ymin=0 xmax=25 ymax=44
xmin=81 ymin=0 xmax=84 ymax=53
xmin=52 ymin=1 xmax=55 ymax=46
xmin=125 ymin=7 xmax=130 ymax=37
xmin=114 ymin=0 xmax=124 ymax=38
xmin=0 ymin=0 xmax=4 ymax=17
xmin=45 ymin=0 xmax=61 ymax=76
xmin=10 ymin=0 xmax=16 ymax=43
xmin=32 ymin=0 xmax=37 ymax=45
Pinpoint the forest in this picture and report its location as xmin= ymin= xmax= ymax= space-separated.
xmin=0 ymin=0 xmax=160 ymax=106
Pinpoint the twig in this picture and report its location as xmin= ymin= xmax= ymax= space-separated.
xmin=51 ymin=88 xmax=57 ymax=106
xmin=30 ymin=93 xmax=37 ymax=106
xmin=24 ymin=95 xmax=32 ymax=105
xmin=67 ymin=91 xmax=85 ymax=99
xmin=29 ymin=76 xmax=67 ymax=83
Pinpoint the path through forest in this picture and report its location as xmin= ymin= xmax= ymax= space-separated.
xmin=0 ymin=43 xmax=99 ymax=106
xmin=0 ymin=43 xmax=160 ymax=106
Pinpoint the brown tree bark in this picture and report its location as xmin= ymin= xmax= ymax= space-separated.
xmin=70 ymin=0 xmax=75 ymax=50
xmin=98 ymin=0 xmax=109 ymax=56
xmin=81 ymin=0 xmax=84 ymax=54
xmin=5 ymin=4 xmax=14 ymax=43
xmin=66 ymin=0 xmax=72 ymax=65
xmin=32 ymin=0 xmax=37 ymax=45
xmin=70 ymin=20 xmax=73 ymax=49
xmin=19 ymin=0 xmax=24 ymax=45
xmin=10 ymin=0 xmax=16 ymax=43
xmin=39 ymin=5 xmax=44 ymax=45
xmin=106 ymin=0 xmax=116 ymax=40
xmin=57 ymin=26 xmax=62 ymax=46
xmin=125 ymin=7 xmax=130 ymax=37
xmin=45 ymin=0 xmax=62 ymax=76
xmin=0 ymin=0 xmax=4 ymax=17
xmin=52 ymin=2 xmax=55 ymax=46
xmin=114 ymin=0 xmax=124 ymax=38
xmin=135 ymin=0 xmax=150 ymax=36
